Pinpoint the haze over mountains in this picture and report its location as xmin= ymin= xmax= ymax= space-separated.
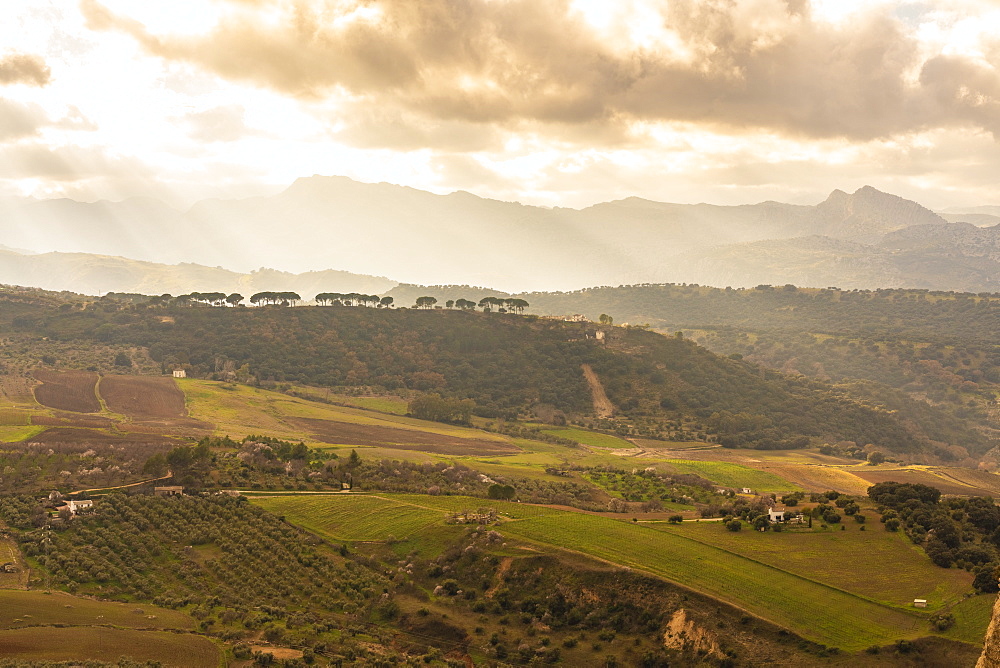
xmin=4 ymin=176 xmax=1000 ymax=295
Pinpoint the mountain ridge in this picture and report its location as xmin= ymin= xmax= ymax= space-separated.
xmin=3 ymin=178 xmax=1000 ymax=292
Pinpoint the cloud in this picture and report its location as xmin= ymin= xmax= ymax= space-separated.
xmin=0 ymin=98 xmax=46 ymax=141
xmin=0 ymin=143 xmax=151 ymax=181
xmin=183 ymin=105 xmax=249 ymax=142
xmin=78 ymin=0 xmax=1000 ymax=143
xmin=0 ymin=52 xmax=51 ymax=87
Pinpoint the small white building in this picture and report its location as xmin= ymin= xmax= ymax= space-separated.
xmin=913 ymin=599 xmax=927 ymax=608
xmin=741 ymin=488 xmax=754 ymax=495
xmin=60 ymin=499 xmax=93 ymax=515
xmin=768 ymin=507 xmax=786 ymax=522
xmin=172 ymin=369 xmax=186 ymax=378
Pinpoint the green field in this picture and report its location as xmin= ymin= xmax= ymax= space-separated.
xmin=663 ymin=521 xmax=973 ymax=608
xmin=255 ymin=492 xmax=960 ymax=650
xmin=499 ymin=512 xmax=925 ymax=650
xmin=0 ymin=590 xmax=196 ymax=630
xmin=254 ymin=494 xmax=449 ymax=542
xmin=944 ymin=594 xmax=997 ymax=644
xmin=0 ymin=409 xmax=31 ymax=426
xmin=0 ymin=626 xmax=219 ymax=666
xmin=662 ymin=459 xmax=799 ymax=491
xmin=0 ymin=425 xmax=44 ymax=442
xmin=341 ymin=396 xmax=409 ymax=415
xmin=542 ymin=427 xmax=635 ymax=449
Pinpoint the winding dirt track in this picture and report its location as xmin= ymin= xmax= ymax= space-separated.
xmin=580 ymin=364 xmax=614 ymax=418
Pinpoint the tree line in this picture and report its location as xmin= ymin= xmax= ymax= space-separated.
xmin=140 ymin=291 xmax=529 ymax=313
xmin=415 ymin=296 xmax=529 ymax=313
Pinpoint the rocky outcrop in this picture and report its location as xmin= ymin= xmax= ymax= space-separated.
xmin=978 ymin=595 xmax=1000 ymax=668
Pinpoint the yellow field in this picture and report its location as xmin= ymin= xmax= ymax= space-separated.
xmin=0 ymin=538 xmax=26 ymax=589
xmin=0 ymin=626 xmax=219 ymax=666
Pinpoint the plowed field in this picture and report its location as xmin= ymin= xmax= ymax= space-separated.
xmin=294 ymin=417 xmax=520 ymax=455
xmin=31 ymin=414 xmax=114 ymax=428
xmin=99 ymin=375 xmax=185 ymax=418
xmin=32 ymin=370 xmax=100 ymax=413
xmin=852 ymin=468 xmax=1000 ymax=496
xmin=29 ymin=427 xmax=179 ymax=446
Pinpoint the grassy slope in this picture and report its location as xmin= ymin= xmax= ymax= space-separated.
xmin=253 ymin=493 xmax=951 ymax=651
xmin=0 ymin=590 xmax=196 ymax=630
xmin=500 ymin=513 xmax=924 ymax=651
xmin=661 ymin=521 xmax=972 ymax=607
xmin=180 ymin=378 xmax=509 ymax=445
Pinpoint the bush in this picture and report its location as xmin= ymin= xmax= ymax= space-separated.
xmin=668 ymin=515 xmax=683 ymax=524
xmin=726 ymin=519 xmax=742 ymax=532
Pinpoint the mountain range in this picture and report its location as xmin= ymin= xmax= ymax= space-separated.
xmin=4 ymin=177 xmax=1000 ymax=294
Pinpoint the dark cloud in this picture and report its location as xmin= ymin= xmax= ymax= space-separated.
xmin=79 ymin=0 xmax=1000 ymax=141
xmin=0 ymin=53 xmax=51 ymax=87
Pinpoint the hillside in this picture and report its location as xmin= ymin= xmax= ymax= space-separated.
xmin=3 ymin=287 xmax=990 ymax=460
xmin=481 ymin=284 xmax=1000 ymax=463
xmin=0 ymin=249 xmax=397 ymax=297
xmin=1 ymin=316 xmax=997 ymax=662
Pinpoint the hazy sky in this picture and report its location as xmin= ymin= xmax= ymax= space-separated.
xmin=4 ymin=0 xmax=1000 ymax=209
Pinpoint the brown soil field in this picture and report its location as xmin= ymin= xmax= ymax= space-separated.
xmin=0 ymin=376 xmax=37 ymax=404
xmin=99 ymin=375 xmax=186 ymax=418
xmin=293 ymin=417 xmax=520 ymax=455
xmin=32 ymin=370 xmax=100 ymax=413
xmin=852 ymin=468 xmax=1000 ymax=497
xmin=123 ymin=417 xmax=214 ymax=437
xmin=29 ymin=427 xmax=180 ymax=446
xmin=31 ymin=413 xmax=114 ymax=428
xmin=930 ymin=468 xmax=1000 ymax=495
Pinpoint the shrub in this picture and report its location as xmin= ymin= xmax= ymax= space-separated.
xmin=726 ymin=519 xmax=742 ymax=532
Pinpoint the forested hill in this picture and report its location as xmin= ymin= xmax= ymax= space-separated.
xmin=4 ymin=288 xmax=990 ymax=459
xmin=520 ymin=284 xmax=1000 ymax=341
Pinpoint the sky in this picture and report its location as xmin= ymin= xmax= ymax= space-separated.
xmin=3 ymin=0 xmax=1000 ymax=210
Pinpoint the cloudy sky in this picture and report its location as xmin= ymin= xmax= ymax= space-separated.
xmin=3 ymin=0 xmax=1000 ymax=210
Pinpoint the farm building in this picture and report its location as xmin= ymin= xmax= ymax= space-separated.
xmin=58 ymin=499 xmax=93 ymax=515
xmin=913 ymin=599 xmax=927 ymax=608
xmin=768 ymin=507 xmax=786 ymax=522
xmin=172 ymin=369 xmax=186 ymax=378
xmin=154 ymin=486 xmax=184 ymax=496
xmin=740 ymin=488 xmax=754 ymax=494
